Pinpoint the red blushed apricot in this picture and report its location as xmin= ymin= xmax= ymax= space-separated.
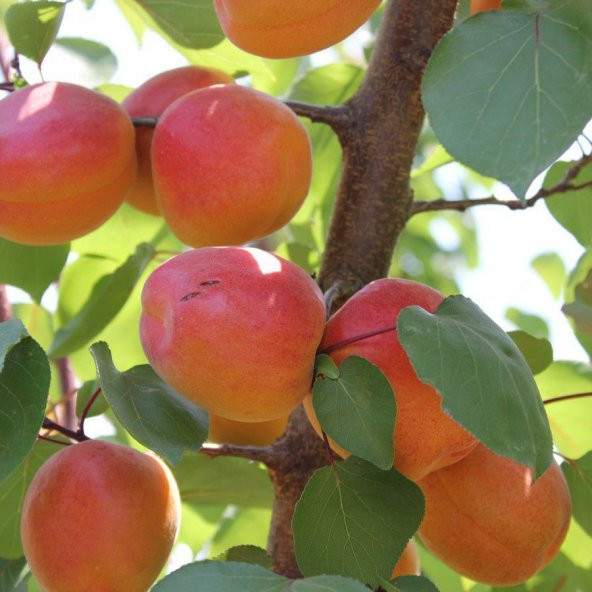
xmin=0 ymin=82 xmax=136 ymax=245
xmin=208 ymin=414 xmax=288 ymax=446
xmin=122 ymin=66 xmax=235 ymax=216
xmin=392 ymin=539 xmax=421 ymax=579
xmin=151 ymin=85 xmax=312 ymax=247
xmin=21 ymin=440 xmax=181 ymax=592
xmin=470 ymin=0 xmax=502 ymax=15
xmin=418 ymin=445 xmax=572 ymax=586
xmin=214 ymin=0 xmax=382 ymax=58
xmin=303 ymin=278 xmax=477 ymax=482
xmin=140 ymin=247 xmax=325 ymax=422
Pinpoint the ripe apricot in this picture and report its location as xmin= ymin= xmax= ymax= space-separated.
xmin=209 ymin=414 xmax=289 ymax=446
xmin=214 ymin=0 xmax=382 ymax=58
xmin=303 ymin=278 xmax=477 ymax=481
xmin=21 ymin=440 xmax=181 ymax=592
xmin=470 ymin=0 xmax=502 ymax=15
xmin=418 ymin=444 xmax=572 ymax=586
xmin=392 ymin=539 xmax=421 ymax=579
xmin=151 ymin=84 xmax=312 ymax=247
xmin=0 ymin=82 xmax=136 ymax=245
xmin=140 ymin=247 xmax=325 ymax=422
xmin=122 ymin=66 xmax=234 ymax=216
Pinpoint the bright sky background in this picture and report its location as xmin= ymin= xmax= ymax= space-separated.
xmin=10 ymin=0 xmax=591 ymax=363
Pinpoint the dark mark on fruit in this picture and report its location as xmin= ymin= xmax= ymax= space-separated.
xmin=200 ymin=280 xmax=220 ymax=287
xmin=180 ymin=291 xmax=201 ymax=302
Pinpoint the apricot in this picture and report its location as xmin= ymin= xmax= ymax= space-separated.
xmin=470 ymin=0 xmax=502 ymax=15
xmin=392 ymin=539 xmax=421 ymax=579
xmin=151 ymin=84 xmax=312 ymax=247
xmin=418 ymin=444 xmax=572 ymax=586
xmin=21 ymin=440 xmax=181 ymax=592
xmin=304 ymin=278 xmax=477 ymax=481
xmin=214 ymin=0 xmax=382 ymax=58
xmin=122 ymin=66 xmax=234 ymax=216
xmin=0 ymin=82 xmax=136 ymax=245
xmin=209 ymin=413 xmax=288 ymax=446
xmin=140 ymin=247 xmax=325 ymax=422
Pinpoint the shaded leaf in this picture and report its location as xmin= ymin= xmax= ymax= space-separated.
xmin=0 ymin=321 xmax=28 ymax=373
xmin=0 ymin=240 xmax=69 ymax=304
xmin=214 ymin=546 xmax=272 ymax=569
xmin=563 ymin=268 xmax=592 ymax=333
xmin=0 ymin=335 xmax=49 ymax=486
xmin=293 ymin=457 xmax=424 ymax=587
xmin=174 ymin=453 xmax=273 ymax=509
xmin=74 ymin=379 xmax=107 ymax=419
xmin=5 ymin=1 xmax=65 ymax=65
xmin=398 ymin=295 xmax=553 ymax=478
xmin=423 ymin=3 xmax=592 ymax=198
xmin=0 ymin=441 xmax=59 ymax=559
xmin=49 ymin=243 xmax=154 ymax=359
xmin=508 ymin=330 xmax=553 ymax=375
xmin=0 ymin=556 xmax=28 ymax=591
xmin=562 ymin=452 xmax=592 ymax=538
xmin=152 ymin=561 xmax=370 ymax=592
xmin=383 ymin=575 xmax=440 ymax=592
xmin=312 ymin=355 xmax=396 ymax=470
xmin=90 ymin=342 xmax=208 ymax=465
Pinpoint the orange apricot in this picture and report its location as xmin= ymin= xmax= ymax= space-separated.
xmin=151 ymin=85 xmax=312 ymax=247
xmin=208 ymin=414 xmax=288 ymax=446
xmin=392 ymin=539 xmax=421 ymax=579
xmin=0 ymin=82 xmax=136 ymax=245
xmin=140 ymin=247 xmax=325 ymax=422
xmin=470 ymin=0 xmax=502 ymax=15
xmin=303 ymin=278 xmax=477 ymax=481
xmin=418 ymin=444 xmax=572 ymax=586
xmin=122 ymin=66 xmax=234 ymax=216
xmin=21 ymin=440 xmax=181 ymax=592
xmin=214 ymin=0 xmax=382 ymax=58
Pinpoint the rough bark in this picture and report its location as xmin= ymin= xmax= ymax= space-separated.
xmin=266 ymin=0 xmax=459 ymax=576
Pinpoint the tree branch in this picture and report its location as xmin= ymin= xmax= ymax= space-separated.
xmin=284 ymin=101 xmax=350 ymax=132
xmin=200 ymin=443 xmax=278 ymax=467
xmin=0 ymin=285 xmax=11 ymax=322
xmin=412 ymin=154 xmax=592 ymax=215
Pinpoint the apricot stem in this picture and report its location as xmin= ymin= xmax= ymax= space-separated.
xmin=543 ymin=391 xmax=592 ymax=405
xmin=78 ymin=387 xmax=102 ymax=433
xmin=132 ymin=116 xmax=158 ymax=128
xmin=37 ymin=434 xmax=71 ymax=447
xmin=42 ymin=417 xmax=89 ymax=443
xmin=318 ymin=323 xmax=398 ymax=355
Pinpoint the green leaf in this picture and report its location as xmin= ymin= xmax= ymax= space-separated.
xmin=210 ymin=508 xmax=271 ymax=558
xmin=152 ymin=561 xmax=371 ymax=592
xmin=0 ymin=240 xmax=69 ymax=304
xmin=423 ymin=2 xmax=592 ymax=198
xmin=508 ymin=330 xmax=553 ymax=375
xmin=293 ymin=457 xmax=424 ymax=587
xmin=0 ymin=335 xmax=49 ymax=486
xmin=49 ymin=243 xmax=155 ymax=359
xmin=52 ymin=37 xmax=117 ymax=87
xmin=0 ymin=440 xmax=59 ymax=559
xmin=90 ymin=342 xmax=208 ymax=465
xmin=74 ymin=379 xmax=107 ymax=418
xmin=214 ymin=546 xmax=272 ymax=569
xmin=0 ymin=320 xmax=28 ymax=373
xmin=531 ymin=252 xmax=567 ymax=300
xmin=0 ymin=557 xmax=28 ymax=590
xmin=127 ymin=0 xmax=223 ymax=49
xmin=174 ymin=453 xmax=274 ymax=509
xmin=505 ymin=307 xmax=549 ymax=339
xmin=410 ymin=145 xmax=453 ymax=179
xmin=383 ymin=576 xmax=440 ymax=592
xmin=562 ymin=452 xmax=592 ymax=538
xmin=563 ymin=268 xmax=592 ymax=333
xmin=546 ymin=161 xmax=592 ymax=247
xmin=5 ymin=1 xmax=65 ymax=65
xmin=312 ymin=355 xmax=396 ymax=470
xmin=398 ymin=295 xmax=553 ymax=478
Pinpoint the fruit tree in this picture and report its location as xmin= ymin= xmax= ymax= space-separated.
xmin=0 ymin=0 xmax=591 ymax=591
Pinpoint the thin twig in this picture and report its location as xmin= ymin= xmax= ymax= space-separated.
xmin=318 ymin=323 xmax=398 ymax=355
xmin=543 ymin=391 xmax=592 ymax=406
xmin=200 ymin=443 xmax=277 ymax=467
xmin=284 ymin=101 xmax=349 ymax=132
xmin=42 ymin=417 xmax=89 ymax=442
xmin=78 ymin=387 xmax=102 ymax=434
xmin=37 ymin=434 xmax=71 ymax=447
xmin=412 ymin=154 xmax=592 ymax=215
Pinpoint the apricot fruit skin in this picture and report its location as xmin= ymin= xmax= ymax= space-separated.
xmin=0 ymin=82 xmax=136 ymax=245
xmin=151 ymin=84 xmax=312 ymax=247
xmin=470 ymin=0 xmax=502 ymax=15
xmin=214 ymin=0 xmax=382 ymax=58
xmin=140 ymin=247 xmax=325 ymax=422
xmin=392 ymin=539 xmax=421 ymax=579
xmin=122 ymin=66 xmax=234 ymax=216
xmin=303 ymin=278 xmax=477 ymax=481
xmin=21 ymin=440 xmax=181 ymax=592
xmin=208 ymin=413 xmax=288 ymax=446
xmin=418 ymin=444 xmax=572 ymax=586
